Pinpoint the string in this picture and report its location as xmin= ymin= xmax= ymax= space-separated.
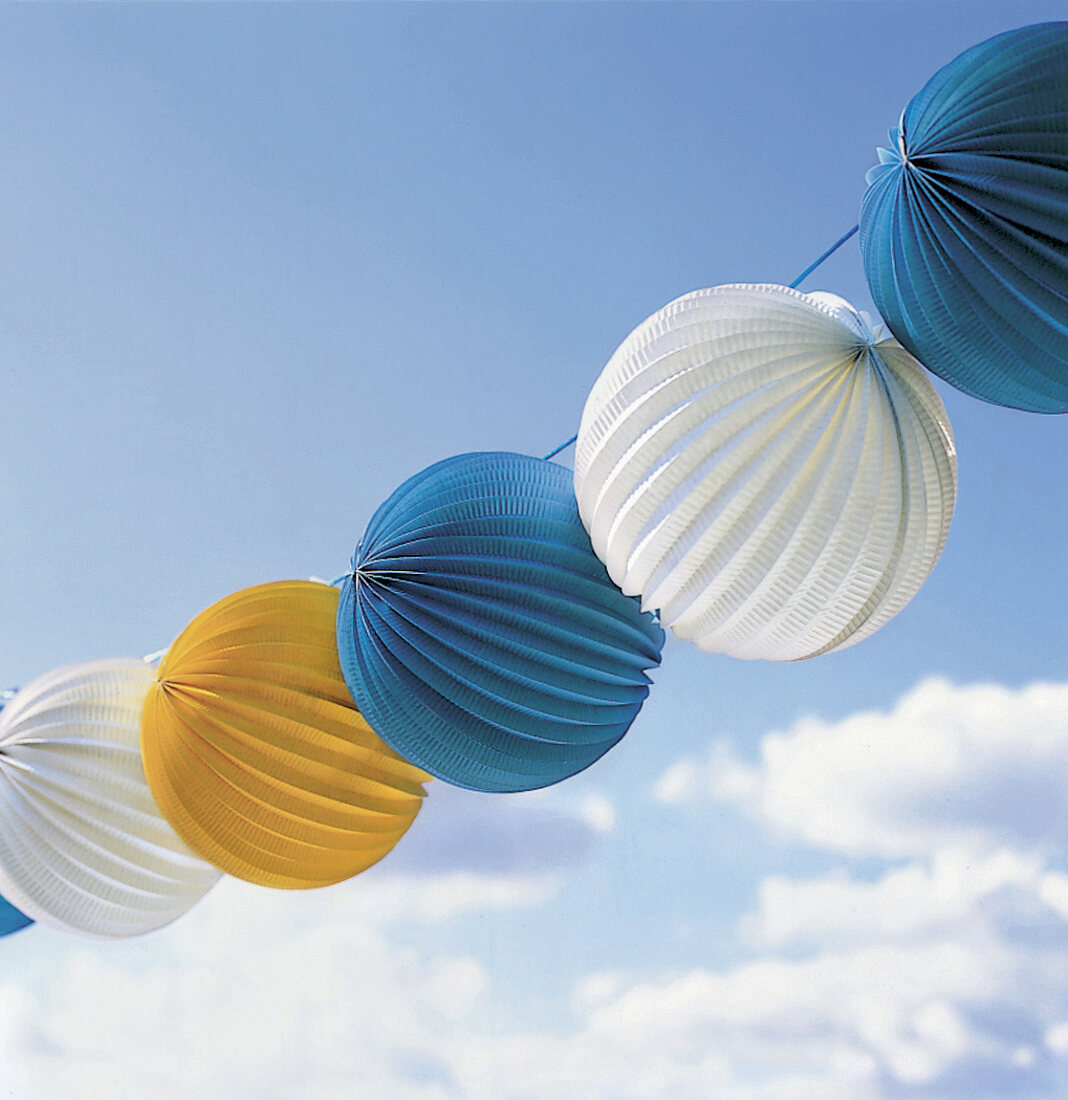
xmin=544 ymin=435 xmax=577 ymax=462
xmin=542 ymin=223 xmax=861 ymax=462
xmin=787 ymin=224 xmax=859 ymax=290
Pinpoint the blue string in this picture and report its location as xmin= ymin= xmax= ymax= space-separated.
xmin=542 ymin=224 xmax=861 ymax=462
xmin=543 ymin=435 xmax=578 ymax=461
xmin=788 ymin=224 xmax=859 ymax=289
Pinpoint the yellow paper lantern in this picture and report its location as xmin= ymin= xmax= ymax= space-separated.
xmin=141 ymin=581 xmax=429 ymax=889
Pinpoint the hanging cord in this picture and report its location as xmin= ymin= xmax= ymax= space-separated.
xmin=787 ymin=224 xmax=859 ymax=290
xmin=542 ymin=223 xmax=861 ymax=462
xmin=544 ymin=435 xmax=577 ymax=461
xmin=307 ymin=574 xmax=349 ymax=587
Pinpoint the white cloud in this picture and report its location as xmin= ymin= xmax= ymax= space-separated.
xmin=423 ymin=956 xmax=487 ymax=1022
xmin=571 ymin=970 xmax=625 ymax=1013
xmin=637 ymin=677 xmax=1068 ymax=1097
xmin=578 ymin=939 xmax=998 ymax=1086
xmin=13 ymin=905 xmax=1054 ymax=1100
xmin=0 ymin=867 xmax=560 ymax=1100
xmin=578 ymin=793 xmax=616 ymax=834
xmin=744 ymin=848 xmax=1046 ymax=948
xmin=659 ymin=678 xmax=1068 ymax=860
xmin=449 ymin=935 xmax=1025 ymax=1098
xmin=651 ymin=758 xmax=701 ymax=804
xmin=1047 ymin=1021 xmax=1068 ymax=1056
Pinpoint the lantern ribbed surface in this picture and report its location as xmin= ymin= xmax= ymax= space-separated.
xmin=0 ymin=660 xmax=220 ymax=938
xmin=336 ymin=452 xmax=665 ymax=793
xmin=142 ymin=581 xmax=429 ymax=890
xmin=574 ymin=284 xmax=957 ymax=661
xmin=860 ymin=21 xmax=1068 ymax=413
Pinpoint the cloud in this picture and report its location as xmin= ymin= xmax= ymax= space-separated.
xmin=743 ymin=848 xmax=1048 ymax=949
xmin=447 ymin=935 xmax=1043 ymax=1097
xmin=636 ymin=677 xmax=1068 ymax=1097
xmin=657 ymin=678 xmax=1068 ymax=860
xmin=575 ymin=939 xmax=998 ymax=1089
xmin=0 ymin=868 xmax=553 ymax=1100
xmin=0 ymin=773 xmax=621 ymax=1100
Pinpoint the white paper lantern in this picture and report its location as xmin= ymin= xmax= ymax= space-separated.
xmin=0 ymin=659 xmax=221 ymax=937
xmin=574 ymin=284 xmax=957 ymax=661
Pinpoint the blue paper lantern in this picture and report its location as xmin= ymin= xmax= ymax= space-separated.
xmin=336 ymin=452 xmax=665 ymax=793
xmin=860 ymin=22 xmax=1068 ymax=413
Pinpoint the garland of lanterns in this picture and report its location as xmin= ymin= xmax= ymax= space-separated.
xmin=0 ymin=21 xmax=1065 ymax=939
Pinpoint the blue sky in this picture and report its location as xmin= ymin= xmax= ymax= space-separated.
xmin=2 ymin=4 xmax=1068 ymax=1097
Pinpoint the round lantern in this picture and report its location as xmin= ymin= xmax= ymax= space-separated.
xmin=860 ymin=21 xmax=1068 ymax=412
xmin=574 ymin=284 xmax=957 ymax=661
xmin=336 ymin=452 xmax=665 ymax=793
xmin=0 ymin=660 xmax=220 ymax=938
xmin=142 ymin=581 xmax=429 ymax=889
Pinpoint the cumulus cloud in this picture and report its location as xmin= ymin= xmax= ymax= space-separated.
xmin=743 ymin=848 xmax=1048 ymax=948
xmin=0 ymin=866 xmax=556 ymax=1100
xmin=657 ymin=678 xmax=1068 ymax=860
xmin=0 ymin=774 xmax=623 ymax=1100
xmin=638 ymin=677 xmax=1068 ymax=1098
xmin=573 ymin=938 xmax=1001 ymax=1090
xmin=450 ymin=933 xmax=1062 ymax=1098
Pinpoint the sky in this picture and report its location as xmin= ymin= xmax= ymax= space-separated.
xmin=1 ymin=3 xmax=1067 ymax=1097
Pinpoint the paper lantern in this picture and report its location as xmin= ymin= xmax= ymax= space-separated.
xmin=860 ymin=21 xmax=1068 ymax=412
xmin=574 ymin=284 xmax=957 ymax=661
xmin=0 ymin=660 xmax=220 ymax=938
xmin=142 ymin=581 xmax=429 ymax=889
xmin=336 ymin=452 xmax=664 ymax=793
xmin=0 ymin=895 xmax=30 ymax=938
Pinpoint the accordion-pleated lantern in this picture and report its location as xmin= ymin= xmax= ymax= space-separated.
xmin=861 ymin=21 xmax=1068 ymax=413
xmin=574 ymin=284 xmax=957 ymax=661
xmin=336 ymin=452 xmax=665 ymax=793
xmin=141 ymin=581 xmax=429 ymax=889
xmin=0 ymin=660 xmax=220 ymax=938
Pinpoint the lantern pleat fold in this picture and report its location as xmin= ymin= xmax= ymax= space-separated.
xmin=860 ymin=21 xmax=1068 ymax=412
xmin=0 ymin=660 xmax=220 ymax=938
xmin=574 ymin=285 xmax=957 ymax=662
xmin=141 ymin=581 xmax=429 ymax=890
xmin=337 ymin=452 xmax=665 ymax=793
